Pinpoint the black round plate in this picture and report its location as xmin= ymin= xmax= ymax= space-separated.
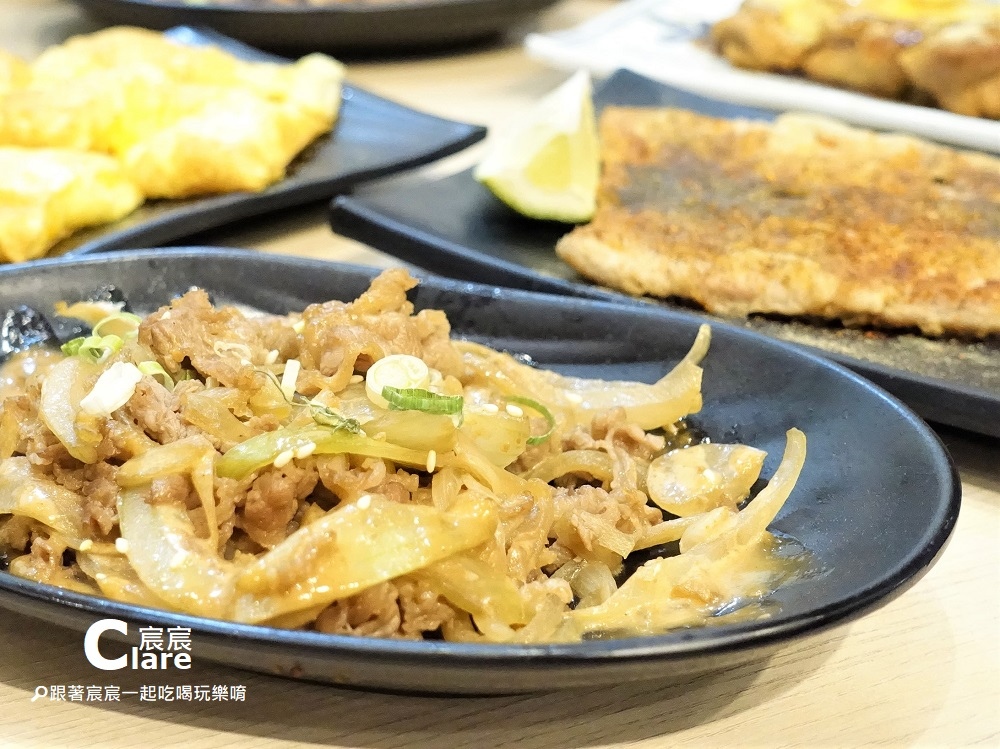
xmin=0 ymin=248 xmax=960 ymax=694
xmin=71 ymin=0 xmax=562 ymax=51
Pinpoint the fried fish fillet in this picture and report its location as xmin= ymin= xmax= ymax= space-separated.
xmin=556 ymin=108 xmax=1000 ymax=337
xmin=0 ymin=147 xmax=143 ymax=263
xmin=712 ymin=0 xmax=1000 ymax=117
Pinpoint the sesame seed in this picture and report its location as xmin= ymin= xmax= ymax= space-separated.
xmin=161 ymin=311 xmax=172 ymax=320
xmin=426 ymin=450 xmax=437 ymax=473
xmin=294 ymin=441 xmax=317 ymax=460
xmin=264 ymin=350 xmax=279 ymax=365
xmin=357 ymin=494 xmax=372 ymax=509
xmin=505 ymin=404 xmax=524 ymax=417
xmin=273 ymin=449 xmax=295 ymax=469
xmin=349 ymin=374 xmax=363 ymax=384
xmin=482 ymin=403 xmax=499 ymax=414
xmin=78 ymin=540 xmax=93 ymax=552
xmin=169 ymin=549 xmax=188 ymax=569
xmin=292 ymin=320 xmax=305 ymax=333
xmin=115 ymin=538 xmax=130 ymax=554
xmin=95 ymin=572 xmax=107 ymax=581
xmin=315 ymin=585 xmax=330 ymax=594
xmin=565 ymin=392 xmax=583 ymax=404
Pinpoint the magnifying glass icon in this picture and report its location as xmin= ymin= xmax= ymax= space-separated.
xmin=31 ymin=686 xmax=48 ymax=702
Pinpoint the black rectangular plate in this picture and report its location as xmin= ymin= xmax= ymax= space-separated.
xmin=329 ymin=69 xmax=1000 ymax=439
xmin=48 ymin=26 xmax=486 ymax=258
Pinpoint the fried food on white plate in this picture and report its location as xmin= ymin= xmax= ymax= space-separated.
xmin=0 ymin=147 xmax=143 ymax=263
xmin=899 ymin=20 xmax=1000 ymax=118
xmin=710 ymin=0 xmax=845 ymax=72
xmin=712 ymin=0 xmax=1000 ymax=117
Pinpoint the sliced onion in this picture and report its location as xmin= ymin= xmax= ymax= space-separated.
xmin=633 ymin=515 xmax=698 ymax=551
xmin=216 ymin=424 xmax=431 ymax=480
xmin=456 ymin=324 xmax=710 ymax=430
xmin=460 ymin=410 xmax=530 ymax=468
xmin=571 ymin=429 xmax=808 ymax=636
xmin=181 ymin=390 xmax=254 ymax=449
xmin=522 ymin=449 xmax=614 ymax=485
xmin=117 ymin=487 xmax=235 ymax=618
xmin=647 ymin=443 xmax=766 ymax=517
xmin=415 ymin=553 xmax=527 ymax=625
xmin=77 ymin=551 xmax=167 ymax=608
xmin=232 ymin=493 xmax=497 ymax=622
xmin=0 ymin=457 xmax=108 ymax=551
xmin=554 ymin=559 xmax=617 ymax=609
xmin=116 ymin=436 xmax=214 ymax=488
xmin=361 ymin=410 xmax=457 ymax=453
xmin=38 ymin=356 xmax=102 ymax=463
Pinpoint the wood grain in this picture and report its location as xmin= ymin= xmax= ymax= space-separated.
xmin=1 ymin=3 xmax=998 ymax=747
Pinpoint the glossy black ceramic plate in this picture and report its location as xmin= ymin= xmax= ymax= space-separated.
xmin=49 ymin=27 xmax=485 ymax=258
xmin=329 ymin=68 xmax=1000 ymax=439
xmin=0 ymin=248 xmax=959 ymax=694
xmin=72 ymin=0 xmax=562 ymax=51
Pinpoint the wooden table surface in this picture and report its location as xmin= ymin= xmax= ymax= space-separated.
xmin=1 ymin=2 xmax=998 ymax=747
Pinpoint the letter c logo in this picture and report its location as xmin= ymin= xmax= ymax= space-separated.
xmin=84 ymin=619 xmax=128 ymax=670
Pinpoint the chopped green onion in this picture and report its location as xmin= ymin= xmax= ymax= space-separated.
xmin=137 ymin=361 xmax=175 ymax=390
xmin=507 ymin=396 xmax=556 ymax=445
xmin=258 ymin=368 xmax=361 ymax=433
xmin=310 ymin=404 xmax=362 ymax=434
xmin=382 ymin=387 xmax=464 ymax=416
xmin=92 ymin=311 xmax=142 ymax=339
xmin=61 ymin=334 xmax=124 ymax=364
xmin=80 ymin=335 xmax=123 ymax=364
xmin=61 ymin=337 xmax=86 ymax=357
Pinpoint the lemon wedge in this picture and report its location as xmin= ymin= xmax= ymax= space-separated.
xmin=475 ymin=71 xmax=599 ymax=223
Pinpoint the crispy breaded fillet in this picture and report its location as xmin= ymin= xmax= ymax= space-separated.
xmin=711 ymin=0 xmax=844 ymax=72
xmin=0 ymin=147 xmax=143 ymax=263
xmin=712 ymin=0 xmax=1000 ymax=117
xmin=900 ymin=20 xmax=1000 ymax=118
xmin=556 ymin=108 xmax=1000 ymax=337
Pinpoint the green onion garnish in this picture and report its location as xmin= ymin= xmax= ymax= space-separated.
xmin=259 ymin=369 xmax=362 ymax=433
xmin=137 ymin=361 xmax=175 ymax=390
xmin=507 ymin=396 xmax=556 ymax=445
xmin=382 ymin=387 xmax=464 ymax=416
xmin=310 ymin=404 xmax=362 ymax=434
xmin=92 ymin=312 xmax=142 ymax=339
xmin=60 ymin=337 xmax=85 ymax=357
xmin=61 ymin=334 xmax=124 ymax=364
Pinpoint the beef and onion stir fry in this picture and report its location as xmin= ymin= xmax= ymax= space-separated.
xmin=0 ymin=270 xmax=809 ymax=642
